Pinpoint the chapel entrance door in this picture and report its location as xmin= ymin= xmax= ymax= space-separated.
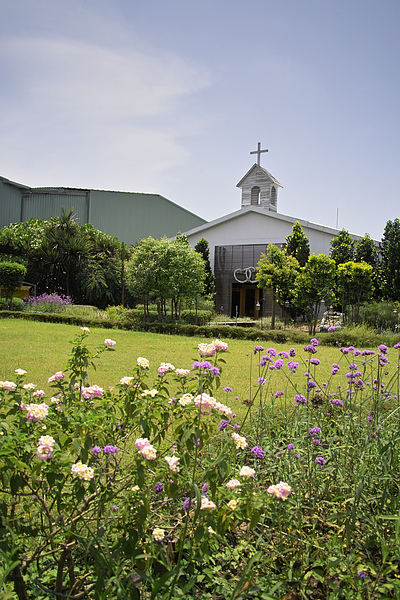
xmin=231 ymin=284 xmax=260 ymax=318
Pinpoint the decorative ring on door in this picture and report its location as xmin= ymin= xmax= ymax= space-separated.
xmin=233 ymin=267 xmax=257 ymax=284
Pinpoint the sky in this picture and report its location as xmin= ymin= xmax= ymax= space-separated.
xmin=1 ymin=0 xmax=399 ymax=241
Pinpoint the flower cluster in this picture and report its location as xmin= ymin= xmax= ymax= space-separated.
xmin=119 ymin=376 xmax=134 ymax=386
xmin=198 ymin=339 xmax=228 ymax=356
xmin=178 ymin=393 xmax=193 ymax=406
xmin=193 ymin=393 xmax=232 ymax=417
xmin=71 ymin=462 xmax=94 ymax=481
xmin=47 ymin=371 xmax=65 ymax=383
xmin=81 ymin=385 xmax=103 ymax=399
xmin=141 ymin=389 xmax=158 ymax=398
xmin=0 ymin=381 xmax=17 ymax=391
xmin=231 ymin=432 xmax=248 ymax=449
xmin=152 ymin=528 xmax=165 ymax=542
xmin=165 ymin=455 xmax=180 ymax=472
xmin=239 ymin=466 xmax=256 ymax=478
xmin=103 ymin=445 xmax=119 ymax=454
xmin=104 ymin=339 xmax=116 ymax=348
xmin=251 ymin=445 xmax=265 ymax=459
xmin=25 ymin=403 xmax=49 ymax=422
xmin=137 ymin=357 xmax=150 ymax=369
xmin=175 ymin=368 xmax=190 ymax=377
xmin=267 ymin=481 xmax=292 ymax=500
xmin=135 ymin=438 xmax=157 ymax=460
xmin=36 ymin=435 xmax=55 ymax=460
xmin=226 ymin=478 xmax=241 ymax=489
xmin=158 ymin=362 xmax=175 ymax=375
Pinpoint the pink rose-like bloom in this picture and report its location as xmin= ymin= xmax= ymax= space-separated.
xmin=226 ymin=479 xmax=241 ymax=489
xmin=158 ymin=362 xmax=175 ymax=375
xmin=198 ymin=342 xmax=217 ymax=357
xmin=36 ymin=435 xmax=55 ymax=460
xmin=200 ymin=495 xmax=216 ymax=510
xmin=104 ymin=339 xmax=116 ymax=348
xmin=194 ymin=393 xmax=216 ymax=415
xmin=47 ymin=371 xmax=65 ymax=383
xmin=81 ymin=385 xmax=104 ymax=399
xmin=267 ymin=481 xmax=292 ymax=500
xmin=0 ymin=381 xmax=17 ymax=392
xmin=26 ymin=403 xmax=49 ymax=422
xmin=71 ymin=462 xmax=94 ymax=481
xmin=15 ymin=369 xmax=27 ymax=376
xmin=32 ymin=390 xmax=45 ymax=399
xmin=239 ymin=466 xmax=255 ymax=478
xmin=212 ymin=339 xmax=229 ymax=352
xmin=120 ymin=376 xmax=134 ymax=386
xmin=232 ymin=432 xmax=248 ymax=449
xmin=165 ymin=455 xmax=180 ymax=472
xmin=175 ymin=368 xmax=190 ymax=377
xmin=137 ymin=357 xmax=150 ymax=369
xmin=23 ymin=383 xmax=36 ymax=391
xmin=135 ymin=437 xmax=151 ymax=450
xmin=141 ymin=444 xmax=157 ymax=460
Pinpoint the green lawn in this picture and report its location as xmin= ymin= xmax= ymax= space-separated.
xmin=1 ymin=318 xmax=396 ymax=415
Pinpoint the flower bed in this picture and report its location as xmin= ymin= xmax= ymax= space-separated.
xmin=1 ymin=332 xmax=400 ymax=598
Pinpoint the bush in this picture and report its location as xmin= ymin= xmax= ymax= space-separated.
xmin=0 ymin=296 xmax=24 ymax=311
xmin=359 ymin=300 xmax=398 ymax=331
xmin=0 ymin=260 xmax=27 ymax=308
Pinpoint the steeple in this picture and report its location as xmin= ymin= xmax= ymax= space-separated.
xmin=236 ymin=144 xmax=282 ymax=211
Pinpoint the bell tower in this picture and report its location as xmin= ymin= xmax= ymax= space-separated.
xmin=236 ymin=143 xmax=282 ymax=212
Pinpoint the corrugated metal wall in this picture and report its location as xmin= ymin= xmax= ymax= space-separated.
xmin=21 ymin=192 xmax=88 ymax=224
xmin=0 ymin=179 xmax=206 ymax=245
xmin=90 ymin=190 xmax=206 ymax=245
xmin=0 ymin=180 xmax=24 ymax=227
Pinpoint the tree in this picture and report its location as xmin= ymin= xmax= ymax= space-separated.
xmin=194 ymin=238 xmax=216 ymax=298
xmin=285 ymin=222 xmax=310 ymax=267
xmin=294 ymin=254 xmax=336 ymax=334
xmin=126 ymin=237 xmax=205 ymax=321
xmin=256 ymin=244 xmax=300 ymax=330
xmin=336 ymin=261 xmax=374 ymax=324
xmin=329 ymin=229 xmax=354 ymax=265
xmin=380 ymin=218 xmax=400 ymax=302
xmin=0 ymin=261 xmax=27 ymax=308
xmin=354 ymin=233 xmax=381 ymax=298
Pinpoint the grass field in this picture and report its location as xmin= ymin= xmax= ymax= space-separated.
xmin=1 ymin=318 xmax=397 ymax=416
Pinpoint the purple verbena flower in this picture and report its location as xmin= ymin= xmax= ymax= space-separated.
xmin=103 ymin=445 xmax=119 ymax=454
xmin=251 ymin=445 xmax=265 ymax=459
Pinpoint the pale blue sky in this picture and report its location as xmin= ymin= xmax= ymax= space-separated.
xmin=1 ymin=0 xmax=399 ymax=240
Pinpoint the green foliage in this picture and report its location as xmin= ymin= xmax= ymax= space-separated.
xmin=358 ymin=301 xmax=399 ymax=331
xmin=194 ymin=238 xmax=216 ymax=298
xmin=256 ymin=244 xmax=300 ymax=330
xmin=381 ymin=218 xmax=400 ymax=302
xmin=294 ymin=253 xmax=336 ymax=334
xmin=0 ymin=296 xmax=24 ymax=311
xmin=0 ymin=212 xmax=125 ymax=308
xmin=0 ymin=261 xmax=27 ymax=308
xmin=329 ymin=229 xmax=355 ymax=265
xmin=285 ymin=221 xmax=310 ymax=267
xmin=336 ymin=261 xmax=374 ymax=324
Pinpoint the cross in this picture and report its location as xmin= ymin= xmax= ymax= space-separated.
xmin=250 ymin=142 xmax=268 ymax=166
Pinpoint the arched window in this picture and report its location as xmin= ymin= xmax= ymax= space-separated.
xmin=270 ymin=186 xmax=277 ymax=206
xmin=251 ymin=186 xmax=260 ymax=205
